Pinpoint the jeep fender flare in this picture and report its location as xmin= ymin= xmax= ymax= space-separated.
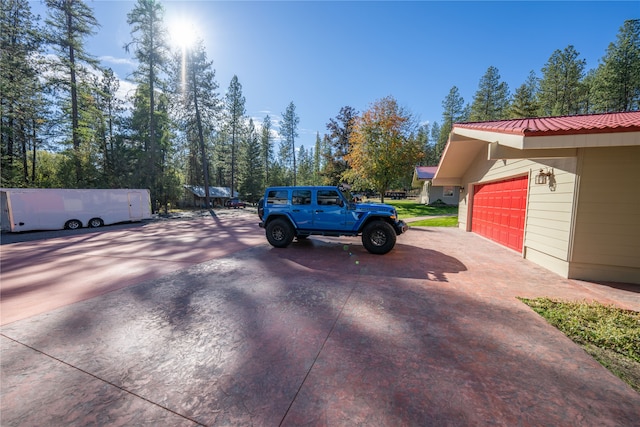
xmin=264 ymin=213 xmax=298 ymax=230
xmin=358 ymin=215 xmax=395 ymax=233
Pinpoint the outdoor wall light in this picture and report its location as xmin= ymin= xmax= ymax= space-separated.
xmin=535 ymin=168 xmax=554 ymax=185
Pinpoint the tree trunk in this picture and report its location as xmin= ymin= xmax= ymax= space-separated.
xmin=191 ymin=54 xmax=210 ymax=208
xmin=67 ymin=10 xmax=81 ymax=185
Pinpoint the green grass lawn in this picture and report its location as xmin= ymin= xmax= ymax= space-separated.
xmin=519 ymin=297 xmax=640 ymax=392
xmin=376 ymin=199 xmax=459 ymax=219
xmin=408 ymin=216 xmax=459 ymax=227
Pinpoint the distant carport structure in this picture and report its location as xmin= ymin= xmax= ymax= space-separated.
xmin=183 ymin=185 xmax=235 ymax=208
xmin=433 ymin=111 xmax=640 ymax=284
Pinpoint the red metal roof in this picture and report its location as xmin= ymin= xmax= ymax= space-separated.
xmin=453 ymin=111 xmax=640 ymax=137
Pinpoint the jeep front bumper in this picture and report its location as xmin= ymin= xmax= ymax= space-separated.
xmin=395 ymin=220 xmax=408 ymax=235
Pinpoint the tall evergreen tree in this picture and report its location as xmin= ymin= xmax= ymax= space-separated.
xmin=238 ymin=118 xmax=262 ymax=202
xmin=313 ymin=131 xmax=322 ymax=183
xmin=44 ymin=0 xmax=100 ymax=185
xmin=437 ymin=86 xmax=468 ymax=162
xmin=224 ymin=75 xmax=245 ymax=198
xmin=260 ymin=115 xmax=273 ymax=187
xmin=170 ymin=38 xmax=220 ymax=207
xmin=324 ymin=106 xmax=358 ymax=185
xmin=429 ymin=121 xmax=442 ymax=162
xmin=296 ymin=145 xmax=314 ymax=185
xmin=279 ymin=101 xmax=299 ymax=185
xmin=469 ymin=66 xmax=510 ymax=121
xmin=125 ymin=0 xmax=169 ymax=207
xmin=1 ymin=0 xmax=44 ymax=186
xmin=538 ymin=45 xmax=586 ymax=116
xmin=415 ymin=123 xmax=436 ymax=166
xmin=592 ymin=19 xmax=640 ymax=112
xmin=92 ymin=68 xmax=126 ymax=185
xmin=509 ymin=70 xmax=540 ymax=118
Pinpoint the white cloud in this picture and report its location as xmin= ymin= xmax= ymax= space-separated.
xmin=99 ymin=55 xmax=136 ymax=67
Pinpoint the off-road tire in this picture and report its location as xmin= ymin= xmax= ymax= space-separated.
xmin=362 ymin=220 xmax=396 ymax=254
xmin=266 ymin=218 xmax=294 ymax=248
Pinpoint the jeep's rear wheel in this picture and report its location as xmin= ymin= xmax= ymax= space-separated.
xmin=362 ymin=221 xmax=396 ymax=254
xmin=266 ymin=218 xmax=294 ymax=248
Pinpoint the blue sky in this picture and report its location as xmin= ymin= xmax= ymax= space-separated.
xmin=29 ymin=1 xmax=637 ymax=151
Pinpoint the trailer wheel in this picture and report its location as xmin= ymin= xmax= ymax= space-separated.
xmin=65 ymin=219 xmax=82 ymax=230
xmin=89 ymin=218 xmax=104 ymax=228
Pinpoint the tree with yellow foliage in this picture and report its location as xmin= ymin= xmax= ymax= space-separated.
xmin=344 ymin=96 xmax=424 ymax=203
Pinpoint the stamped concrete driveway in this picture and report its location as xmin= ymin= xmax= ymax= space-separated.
xmin=1 ymin=211 xmax=639 ymax=426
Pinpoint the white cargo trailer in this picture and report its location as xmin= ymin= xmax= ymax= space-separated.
xmin=0 ymin=188 xmax=152 ymax=232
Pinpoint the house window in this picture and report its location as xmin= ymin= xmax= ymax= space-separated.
xmin=443 ymin=186 xmax=455 ymax=197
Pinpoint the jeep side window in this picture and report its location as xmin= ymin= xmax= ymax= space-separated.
xmin=317 ymin=190 xmax=341 ymax=206
xmin=292 ymin=190 xmax=311 ymax=205
xmin=267 ymin=190 xmax=289 ymax=205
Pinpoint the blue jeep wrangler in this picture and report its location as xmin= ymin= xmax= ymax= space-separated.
xmin=258 ymin=185 xmax=408 ymax=254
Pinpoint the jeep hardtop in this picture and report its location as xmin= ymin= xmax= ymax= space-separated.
xmin=258 ymin=185 xmax=408 ymax=254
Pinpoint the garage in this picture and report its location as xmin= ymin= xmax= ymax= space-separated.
xmin=471 ymin=176 xmax=528 ymax=252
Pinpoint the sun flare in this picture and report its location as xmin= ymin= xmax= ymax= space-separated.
xmin=168 ymin=18 xmax=198 ymax=48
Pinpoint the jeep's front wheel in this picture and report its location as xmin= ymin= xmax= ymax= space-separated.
xmin=266 ymin=218 xmax=294 ymax=248
xmin=362 ymin=221 xmax=396 ymax=254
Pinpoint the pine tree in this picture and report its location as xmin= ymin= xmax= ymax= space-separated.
xmin=324 ymin=106 xmax=358 ymax=185
xmin=260 ymin=115 xmax=273 ymax=187
xmin=415 ymin=123 xmax=435 ymax=166
xmin=430 ymin=122 xmax=442 ymax=161
xmin=469 ymin=66 xmax=510 ymax=121
xmin=125 ymin=0 xmax=170 ymax=208
xmin=509 ymin=70 xmax=540 ymax=118
xmin=592 ymin=19 xmax=640 ymax=112
xmin=170 ymin=38 xmax=220 ymax=207
xmin=296 ymin=145 xmax=314 ymax=185
xmin=313 ymin=132 xmax=322 ymax=184
xmin=538 ymin=45 xmax=586 ymax=116
xmin=437 ymin=86 xmax=468 ymax=162
xmin=1 ymin=0 xmax=44 ymax=186
xmin=279 ymin=102 xmax=299 ymax=185
xmin=224 ymin=75 xmax=245 ymax=198
xmin=238 ymin=118 xmax=263 ymax=202
xmin=44 ymin=0 xmax=100 ymax=185
xmin=91 ymin=68 xmax=127 ymax=185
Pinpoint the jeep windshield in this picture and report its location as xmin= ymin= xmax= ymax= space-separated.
xmin=339 ymin=188 xmax=355 ymax=204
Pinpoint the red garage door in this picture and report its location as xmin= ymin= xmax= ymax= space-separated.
xmin=471 ymin=176 xmax=528 ymax=252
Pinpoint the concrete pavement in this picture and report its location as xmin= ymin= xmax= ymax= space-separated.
xmin=1 ymin=214 xmax=639 ymax=425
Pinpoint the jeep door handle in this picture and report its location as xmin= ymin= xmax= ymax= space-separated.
xmin=292 ymin=209 xmax=300 ymax=212
xmin=315 ymin=210 xmax=324 ymax=213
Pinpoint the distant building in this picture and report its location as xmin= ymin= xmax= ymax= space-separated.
xmin=182 ymin=185 xmax=237 ymax=208
xmin=412 ymin=166 xmax=460 ymax=206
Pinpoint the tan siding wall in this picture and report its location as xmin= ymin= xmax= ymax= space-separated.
xmin=454 ymin=141 xmax=639 ymax=283
xmin=571 ymin=146 xmax=640 ymax=282
xmin=457 ymin=148 xmax=578 ymax=270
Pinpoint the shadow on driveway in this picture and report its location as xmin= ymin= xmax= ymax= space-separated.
xmin=1 ymin=227 xmax=639 ymax=426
